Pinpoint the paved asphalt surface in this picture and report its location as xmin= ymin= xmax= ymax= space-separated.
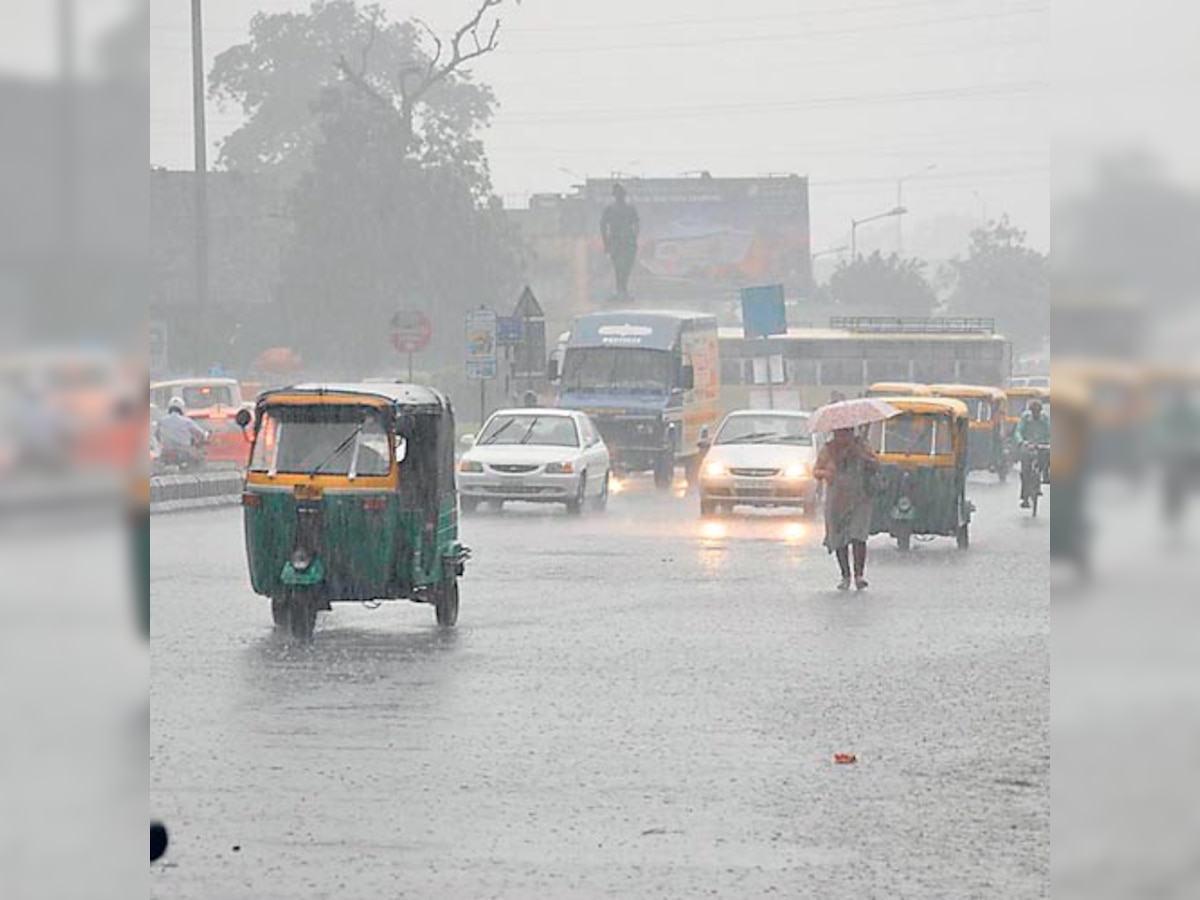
xmin=151 ymin=473 xmax=1049 ymax=899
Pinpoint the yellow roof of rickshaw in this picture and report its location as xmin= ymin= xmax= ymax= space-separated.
xmin=867 ymin=381 xmax=933 ymax=395
xmin=875 ymin=396 xmax=971 ymax=419
xmin=1006 ymin=385 xmax=1051 ymax=400
xmin=929 ymin=383 xmax=1007 ymax=400
xmin=260 ymin=382 xmax=450 ymax=409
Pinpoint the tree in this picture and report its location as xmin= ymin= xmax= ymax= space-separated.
xmin=945 ymin=216 xmax=1049 ymax=352
xmin=264 ymin=2 xmax=525 ymax=370
xmin=826 ymin=251 xmax=937 ymax=317
xmin=209 ymin=0 xmax=511 ymax=188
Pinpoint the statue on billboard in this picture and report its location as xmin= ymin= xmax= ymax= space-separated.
xmin=600 ymin=183 xmax=640 ymax=301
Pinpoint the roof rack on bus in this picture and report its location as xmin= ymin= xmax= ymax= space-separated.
xmin=829 ymin=316 xmax=996 ymax=335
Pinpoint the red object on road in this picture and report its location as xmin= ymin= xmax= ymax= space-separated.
xmin=390 ymin=310 xmax=432 ymax=354
xmin=833 ymin=753 xmax=858 ymax=765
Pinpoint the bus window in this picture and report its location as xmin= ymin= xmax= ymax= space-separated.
xmin=787 ymin=358 xmax=819 ymax=385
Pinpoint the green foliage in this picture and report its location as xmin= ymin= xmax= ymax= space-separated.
xmin=827 ymin=251 xmax=937 ymax=317
xmin=945 ymin=215 xmax=1049 ymax=351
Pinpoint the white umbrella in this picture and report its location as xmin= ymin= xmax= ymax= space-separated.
xmin=809 ymin=397 xmax=901 ymax=433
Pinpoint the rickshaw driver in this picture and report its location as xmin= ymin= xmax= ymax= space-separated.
xmin=157 ymin=396 xmax=209 ymax=466
xmin=1014 ymin=399 xmax=1051 ymax=507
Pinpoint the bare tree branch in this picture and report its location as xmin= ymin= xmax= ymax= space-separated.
xmin=336 ymin=54 xmax=396 ymax=117
xmin=411 ymin=17 xmax=443 ymax=83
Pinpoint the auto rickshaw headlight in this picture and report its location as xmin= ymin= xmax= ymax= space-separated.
xmin=458 ymin=459 xmax=483 ymax=473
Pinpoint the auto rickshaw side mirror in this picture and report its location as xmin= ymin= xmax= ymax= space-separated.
xmin=394 ymin=436 xmax=408 ymax=463
xmin=235 ymin=408 xmax=252 ymax=429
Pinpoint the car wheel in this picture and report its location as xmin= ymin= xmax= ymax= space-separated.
xmin=591 ymin=471 xmax=610 ymax=512
xmin=566 ymin=474 xmax=586 ymax=516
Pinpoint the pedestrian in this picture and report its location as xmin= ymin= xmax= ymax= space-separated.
xmin=600 ymin=183 xmax=640 ymax=300
xmin=814 ymin=426 xmax=879 ymax=591
xmin=829 ymin=390 xmax=847 ymax=404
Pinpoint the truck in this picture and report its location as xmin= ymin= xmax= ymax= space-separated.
xmin=550 ymin=310 xmax=721 ymax=489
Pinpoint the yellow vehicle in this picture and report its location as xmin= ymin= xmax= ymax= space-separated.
xmin=1049 ymin=378 xmax=1091 ymax=574
xmin=865 ymin=381 xmax=933 ymax=398
xmin=1005 ymin=385 xmax=1050 ymax=437
xmin=1052 ymin=360 xmax=1150 ymax=475
xmin=865 ymin=397 xmax=974 ymax=551
xmin=930 ymin=383 xmax=1011 ymax=480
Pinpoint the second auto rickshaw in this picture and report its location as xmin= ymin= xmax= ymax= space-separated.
xmin=866 ymin=397 xmax=974 ymax=551
xmin=238 ymin=383 xmax=468 ymax=641
xmin=930 ymin=383 xmax=1010 ymax=481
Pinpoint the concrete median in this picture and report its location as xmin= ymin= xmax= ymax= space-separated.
xmin=150 ymin=470 xmax=245 ymax=514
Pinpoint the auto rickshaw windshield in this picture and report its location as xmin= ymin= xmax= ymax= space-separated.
xmin=868 ymin=412 xmax=954 ymax=456
xmin=250 ymin=405 xmax=391 ymax=476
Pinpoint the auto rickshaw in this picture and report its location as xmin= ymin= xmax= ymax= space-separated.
xmin=930 ymin=383 xmax=1010 ymax=480
xmin=1049 ymin=379 xmax=1091 ymax=574
xmin=1004 ymin=386 xmax=1051 ymax=437
xmin=1051 ymin=360 xmax=1149 ymax=477
xmin=866 ymin=397 xmax=974 ymax=551
xmin=238 ymin=383 xmax=468 ymax=641
xmin=865 ymin=381 xmax=933 ymax=398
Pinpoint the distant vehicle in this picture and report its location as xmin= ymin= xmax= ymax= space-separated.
xmin=1010 ymin=375 xmax=1050 ymax=389
xmin=457 ymin=409 xmax=611 ymax=515
xmin=719 ymin=317 xmax=1011 ymax=412
xmin=698 ymin=410 xmax=820 ymax=517
xmin=150 ymin=377 xmax=253 ymax=467
xmin=552 ymin=310 xmax=721 ymax=489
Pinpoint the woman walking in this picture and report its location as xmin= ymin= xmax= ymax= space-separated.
xmin=814 ymin=427 xmax=879 ymax=591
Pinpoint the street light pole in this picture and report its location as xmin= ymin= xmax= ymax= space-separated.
xmin=895 ymin=164 xmax=936 ymax=256
xmin=191 ymin=0 xmax=210 ymax=368
xmin=851 ymin=206 xmax=907 ymax=261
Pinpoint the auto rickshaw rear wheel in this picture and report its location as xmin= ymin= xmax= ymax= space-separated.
xmin=270 ymin=596 xmax=287 ymax=628
xmin=956 ymin=522 xmax=970 ymax=549
xmin=283 ymin=588 xmax=318 ymax=642
xmin=895 ymin=527 xmax=912 ymax=552
xmin=435 ymin=578 xmax=460 ymax=627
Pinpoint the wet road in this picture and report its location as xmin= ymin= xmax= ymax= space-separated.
xmin=152 ymin=475 xmax=1048 ymax=898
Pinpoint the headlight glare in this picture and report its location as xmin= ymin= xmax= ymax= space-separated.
xmin=458 ymin=459 xmax=483 ymax=473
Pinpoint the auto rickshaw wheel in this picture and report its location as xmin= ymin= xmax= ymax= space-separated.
xmin=895 ymin=528 xmax=912 ymax=552
xmin=653 ymin=452 xmax=674 ymax=490
xmin=956 ymin=523 xmax=970 ymax=549
xmin=284 ymin=589 xmax=317 ymax=642
xmin=270 ymin=597 xmax=288 ymax=628
xmin=435 ymin=578 xmax=460 ymax=627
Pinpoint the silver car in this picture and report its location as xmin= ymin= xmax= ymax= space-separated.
xmin=457 ymin=409 xmax=612 ymax=515
xmin=699 ymin=410 xmax=820 ymax=517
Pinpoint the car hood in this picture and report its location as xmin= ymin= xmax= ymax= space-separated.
xmin=464 ymin=443 xmax=581 ymax=466
xmin=706 ymin=442 xmax=817 ymax=469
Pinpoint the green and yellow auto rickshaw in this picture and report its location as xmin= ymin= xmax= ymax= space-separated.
xmin=866 ymin=397 xmax=974 ymax=551
xmin=237 ymin=383 xmax=468 ymax=641
xmin=865 ymin=381 xmax=933 ymax=399
xmin=930 ymin=383 xmax=1010 ymax=480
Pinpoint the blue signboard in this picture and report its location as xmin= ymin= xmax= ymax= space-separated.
xmin=496 ymin=316 xmax=524 ymax=345
xmin=740 ymin=284 xmax=787 ymax=339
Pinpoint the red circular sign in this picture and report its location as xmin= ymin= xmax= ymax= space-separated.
xmin=390 ymin=310 xmax=432 ymax=353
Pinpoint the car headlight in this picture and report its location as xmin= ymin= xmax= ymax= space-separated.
xmin=784 ymin=461 xmax=811 ymax=479
xmin=704 ymin=461 xmax=727 ymax=478
xmin=545 ymin=461 xmax=575 ymax=474
xmin=458 ymin=459 xmax=483 ymax=473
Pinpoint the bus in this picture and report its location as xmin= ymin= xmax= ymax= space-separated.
xmin=552 ymin=310 xmax=721 ymax=488
xmin=718 ymin=317 xmax=1011 ymax=411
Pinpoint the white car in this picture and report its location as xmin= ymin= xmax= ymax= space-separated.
xmin=457 ymin=409 xmax=611 ymax=515
xmin=699 ymin=410 xmax=821 ymax=517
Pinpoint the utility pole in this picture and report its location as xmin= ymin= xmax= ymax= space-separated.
xmin=191 ymin=0 xmax=210 ymax=369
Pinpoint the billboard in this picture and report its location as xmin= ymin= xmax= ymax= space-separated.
xmin=575 ymin=176 xmax=811 ymax=303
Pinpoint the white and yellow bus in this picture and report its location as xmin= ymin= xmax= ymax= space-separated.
xmin=718 ymin=317 xmax=1012 ymax=412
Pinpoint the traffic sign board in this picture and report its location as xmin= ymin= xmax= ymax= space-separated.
xmin=465 ymin=308 xmax=498 ymax=380
xmin=390 ymin=310 xmax=432 ymax=354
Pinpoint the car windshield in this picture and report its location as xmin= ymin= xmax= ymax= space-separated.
xmin=478 ymin=414 xmax=580 ymax=448
xmin=868 ymin=413 xmax=953 ymax=455
xmin=249 ymin=405 xmax=391 ymax=476
xmin=716 ymin=414 xmax=812 ymax=445
xmin=561 ymin=347 xmax=671 ymax=393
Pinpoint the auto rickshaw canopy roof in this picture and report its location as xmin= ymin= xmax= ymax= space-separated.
xmin=929 ymin=383 xmax=1008 ymax=402
xmin=258 ymin=382 xmax=451 ymax=414
xmin=873 ymin=396 xmax=971 ymax=420
xmin=867 ymin=381 xmax=934 ymax=395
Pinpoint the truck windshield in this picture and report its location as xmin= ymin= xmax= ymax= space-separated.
xmin=250 ymin=406 xmax=391 ymax=476
xmin=561 ymin=347 xmax=672 ymax=393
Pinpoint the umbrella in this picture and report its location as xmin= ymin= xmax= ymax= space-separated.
xmin=809 ymin=397 xmax=900 ymax=433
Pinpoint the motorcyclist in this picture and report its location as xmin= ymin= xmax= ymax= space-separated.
xmin=1013 ymin=399 xmax=1051 ymax=508
xmin=156 ymin=396 xmax=208 ymax=467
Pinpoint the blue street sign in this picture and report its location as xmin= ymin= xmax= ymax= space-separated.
xmin=740 ymin=284 xmax=787 ymax=339
xmin=496 ymin=316 xmax=524 ymax=345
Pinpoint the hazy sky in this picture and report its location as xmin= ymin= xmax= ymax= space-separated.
xmin=146 ymin=0 xmax=1055 ymax=255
